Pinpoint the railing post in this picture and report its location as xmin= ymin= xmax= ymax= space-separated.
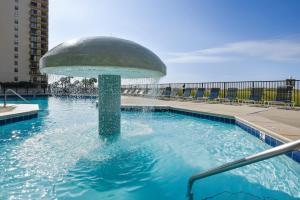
xmin=223 ymin=82 xmax=226 ymax=98
xmin=4 ymin=89 xmax=7 ymax=108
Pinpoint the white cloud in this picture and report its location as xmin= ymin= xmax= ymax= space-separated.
xmin=166 ymin=39 xmax=300 ymax=64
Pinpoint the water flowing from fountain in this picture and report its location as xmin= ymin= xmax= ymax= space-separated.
xmin=40 ymin=37 xmax=166 ymax=135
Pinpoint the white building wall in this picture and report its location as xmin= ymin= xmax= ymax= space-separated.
xmin=0 ymin=0 xmax=31 ymax=83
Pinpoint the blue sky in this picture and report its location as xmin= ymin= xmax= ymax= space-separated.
xmin=49 ymin=0 xmax=300 ymax=83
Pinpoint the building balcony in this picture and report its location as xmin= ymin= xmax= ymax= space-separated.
xmin=30 ymin=64 xmax=39 ymax=69
xmin=41 ymin=0 xmax=48 ymax=6
xmin=41 ymin=33 xmax=48 ymax=37
xmin=41 ymin=47 xmax=48 ymax=52
xmin=30 ymin=52 xmax=41 ymax=56
xmin=30 ymin=10 xmax=41 ymax=16
xmin=31 ymin=39 xmax=41 ymax=43
xmin=30 ymin=4 xmax=41 ymax=10
xmin=31 ymin=31 xmax=42 ymax=36
xmin=29 ymin=70 xmax=40 ymax=75
xmin=31 ymin=23 xmax=42 ymax=29
xmin=30 ymin=45 xmax=42 ymax=49
xmin=41 ymin=20 xmax=47 ymax=25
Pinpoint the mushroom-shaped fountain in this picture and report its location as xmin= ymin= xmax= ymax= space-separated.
xmin=39 ymin=37 xmax=166 ymax=135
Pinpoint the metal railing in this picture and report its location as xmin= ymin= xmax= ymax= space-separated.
xmin=186 ymin=139 xmax=300 ymax=200
xmin=3 ymin=89 xmax=30 ymax=107
xmin=122 ymin=79 xmax=300 ymax=106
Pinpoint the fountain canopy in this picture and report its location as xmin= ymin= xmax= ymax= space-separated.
xmin=39 ymin=36 xmax=166 ymax=78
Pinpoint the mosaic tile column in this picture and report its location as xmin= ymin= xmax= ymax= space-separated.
xmin=98 ymin=75 xmax=121 ymax=135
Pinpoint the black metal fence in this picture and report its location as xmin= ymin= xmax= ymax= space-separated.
xmin=122 ymin=79 xmax=300 ymax=106
xmin=0 ymin=82 xmax=48 ymax=95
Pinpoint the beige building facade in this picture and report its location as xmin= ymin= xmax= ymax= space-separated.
xmin=0 ymin=0 xmax=48 ymax=87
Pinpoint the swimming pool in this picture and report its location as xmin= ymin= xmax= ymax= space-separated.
xmin=0 ymin=97 xmax=299 ymax=200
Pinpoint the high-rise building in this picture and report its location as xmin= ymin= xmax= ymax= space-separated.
xmin=0 ymin=0 xmax=48 ymax=90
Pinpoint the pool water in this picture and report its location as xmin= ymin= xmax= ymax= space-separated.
xmin=0 ymin=97 xmax=299 ymax=200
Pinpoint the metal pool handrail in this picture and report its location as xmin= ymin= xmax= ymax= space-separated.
xmin=187 ymin=139 xmax=300 ymax=200
xmin=4 ymin=89 xmax=30 ymax=107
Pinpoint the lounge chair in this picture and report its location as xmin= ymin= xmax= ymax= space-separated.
xmin=264 ymin=86 xmax=294 ymax=107
xmin=125 ymin=88 xmax=133 ymax=95
xmin=243 ymin=88 xmax=264 ymax=104
xmin=194 ymin=88 xmax=206 ymax=101
xmin=126 ymin=89 xmax=133 ymax=95
xmin=144 ymin=88 xmax=152 ymax=97
xmin=177 ymin=88 xmax=192 ymax=100
xmin=142 ymin=88 xmax=149 ymax=96
xmin=144 ymin=89 xmax=152 ymax=97
xmin=122 ymin=89 xmax=129 ymax=95
xmin=157 ymin=87 xmax=165 ymax=98
xmin=133 ymin=89 xmax=140 ymax=96
xmin=128 ymin=88 xmax=137 ymax=96
xmin=219 ymin=88 xmax=238 ymax=103
xmin=137 ymin=89 xmax=146 ymax=96
xmin=160 ymin=87 xmax=172 ymax=99
xmin=169 ymin=88 xmax=180 ymax=99
xmin=145 ymin=88 xmax=159 ymax=97
xmin=207 ymin=88 xmax=220 ymax=102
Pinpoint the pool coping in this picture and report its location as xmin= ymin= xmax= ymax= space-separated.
xmin=121 ymin=105 xmax=300 ymax=164
xmin=0 ymin=104 xmax=39 ymax=126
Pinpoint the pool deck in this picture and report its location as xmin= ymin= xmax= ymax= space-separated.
xmin=0 ymin=104 xmax=39 ymax=123
xmin=122 ymin=96 xmax=300 ymax=142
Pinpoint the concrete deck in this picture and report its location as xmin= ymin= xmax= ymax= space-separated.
xmin=122 ymin=96 xmax=300 ymax=142
xmin=0 ymin=104 xmax=39 ymax=121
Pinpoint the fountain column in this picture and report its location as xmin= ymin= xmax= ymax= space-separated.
xmin=98 ymin=75 xmax=121 ymax=135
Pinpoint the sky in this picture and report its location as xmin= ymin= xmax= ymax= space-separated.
xmin=49 ymin=0 xmax=300 ymax=83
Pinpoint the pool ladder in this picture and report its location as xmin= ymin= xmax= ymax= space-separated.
xmin=3 ymin=89 xmax=29 ymax=107
xmin=187 ymin=139 xmax=300 ymax=200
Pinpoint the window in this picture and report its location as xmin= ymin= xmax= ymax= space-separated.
xmin=31 ymin=36 xmax=37 ymax=42
xmin=14 ymin=61 xmax=18 ymax=65
xmin=31 ymin=23 xmax=37 ymax=28
xmin=15 ymin=6 xmax=18 ymax=10
xmin=14 ymin=76 xmax=18 ymax=82
xmin=31 ymin=29 xmax=37 ymax=34
xmin=14 ymin=54 xmax=18 ymax=58
xmin=30 ymin=17 xmax=37 ymax=22
xmin=14 ymin=19 xmax=18 ymax=24
xmin=31 ymin=2 xmax=37 ymax=7
xmin=31 ymin=9 xmax=38 ymax=15
xmin=14 ymin=47 xmax=18 ymax=52
xmin=31 ymin=42 xmax=37 ymax=48
xmin=14 ymin=33 xmax=18 ymax=38
xmin=14 ymin=68 xmax=18 ymax=72
xmin=31 ymin=63 xmax=38 ymax=68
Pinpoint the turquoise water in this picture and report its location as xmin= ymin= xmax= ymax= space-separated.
xmin=0 ymin=97 xmax=300 ymax=200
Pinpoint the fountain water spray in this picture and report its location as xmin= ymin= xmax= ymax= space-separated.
xmin=39 ymin=36 xmax=166 ymax=135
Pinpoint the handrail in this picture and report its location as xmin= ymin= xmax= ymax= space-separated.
xmin=3 ymin=89 xmax=30 ymax=107
xmin=187 ymin=139 xmax=300 ymax=200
